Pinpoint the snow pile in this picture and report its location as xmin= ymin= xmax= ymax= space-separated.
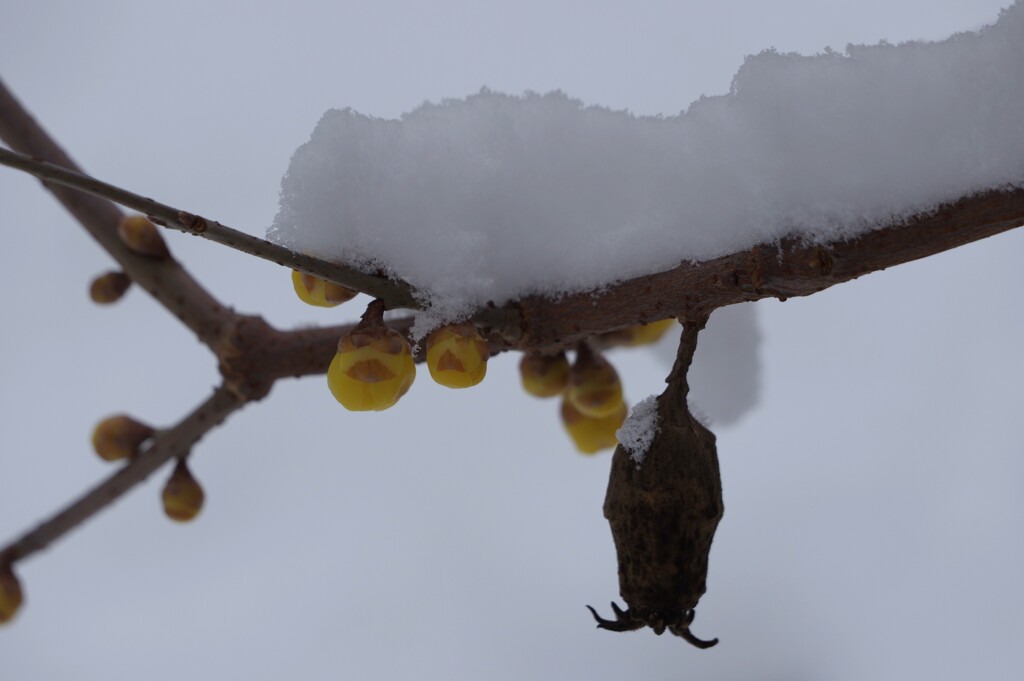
xmin=271 ymin=4 xmax=1024 ymax=321
xmin=616 ymin=396 xmax=660 ymax=465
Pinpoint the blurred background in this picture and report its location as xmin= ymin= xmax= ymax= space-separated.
xmin=1 ymin=1 xmax=1021 ymax=679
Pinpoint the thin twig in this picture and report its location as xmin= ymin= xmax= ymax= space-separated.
xmin=0 ymin=386 xmax=242 ymax=566
xmin=0 ymin=78 xmax=231 ymax=348
xmin=663 ymin=316 xmax=708 ymax=400
xmin=0 ymin=145 xmax=420 ymax=311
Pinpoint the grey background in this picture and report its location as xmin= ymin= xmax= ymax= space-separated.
xmin=1 ymin=1 xmax=1020 ymax=679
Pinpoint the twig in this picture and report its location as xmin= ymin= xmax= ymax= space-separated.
xmin=0 ymin=78 xmax=231 ymax=348
xmin=663 ymin=316 xmax=707 ymax=399
xmin=0 ymin=144 xmax=419 ymax=311
xmin=0 ymin=386 xmax=242 ymax=566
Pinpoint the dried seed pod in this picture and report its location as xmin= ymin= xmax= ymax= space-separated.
xmin=588 ymin=319 xmax=722 ymax=649
xmin=426 ymin=324 xmax=489 ymax=389
xmin=560 ymin=397 xmax=627 ymax=454
xmin=518 ymin=352 xmax=570 ymax=398
xmin=162 ymin=459 xmax=205 ymax=522
xmin=291 ymin=270 xmax=358 ymax=308
xmin=117 ymin=215 xmax=169 ymax=259
xmin=91 ymin=415 xmax=155 ymax=462
xmin=328 ymin=300 xmax=415 ymax=411
xmin=567 ymin=344 xmax=623 ymax=418
xmin=89 ymin=271 xmax=132 ymax=304
xmin=0 ymin=564 xmax=23 ymax=625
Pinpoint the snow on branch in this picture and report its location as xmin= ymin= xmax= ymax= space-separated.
xmin=272 ymin=4 xmax=1024 ymax=325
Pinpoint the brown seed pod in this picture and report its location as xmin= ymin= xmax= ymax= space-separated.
xmin=117 ymin=215 xmax=169 ymax=259
xmin=588 ymin=318 xmax=723 ymax=649
xmin=89 ymin=271 xmax=132 ymax=304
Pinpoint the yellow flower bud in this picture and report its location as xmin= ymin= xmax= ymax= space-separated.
xmin=560 ymin=397 xmax=627 ymax=454
xmin=117 ymin=215 xmax=169 ymax=259
xmin=291 ymin=270 xmax=357 ymax=308
xmin=567 ymin=345 xmax=624 ymax=418
xmin=623 ymin=319 xmax=678 ymax=346
xmin=0 ymin=564 xmax=24 ymax=625
xmin=519 ymin=352 xmax=570 ymax=398
xmin=328 ymin=325 xmax=416 ymax=411
xmin=601 ymin=318 xmax=678 ymax=347
xmin=91 ymin=415 xmax=155 ymax=462
xmin=89 ymin=271 xmax=132 ymax=304
xmin=426 ymin=324 xmax=489 ymax=389
xmin=162 ymin=459 xmax=204 ymax=523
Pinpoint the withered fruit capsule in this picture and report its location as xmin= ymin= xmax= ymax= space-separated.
xmin=519 ymin=352 xmax=570 ymax=398
xmin=91 ymin=415 xmax=155 ymax=462
xmin=426 ymin=324 xmax=489 ymax=389
xmin=588 ymin=317 xmax=722 ymax=649
xmin=162 ymin=459 xmax=205 ymax=522
xmin=291 ymin=270 xmax=358 ymax=308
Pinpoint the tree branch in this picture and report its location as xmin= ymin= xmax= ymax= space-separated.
xmin=0 ymin=78 xmax=235 ymax=348
xmin=0 ymin=386 xmax=242 ymax=566
xmin=5 ymin=90 xmax=1020 ymax=351
xmin=1 ymin=75 xmax=1021 ymax=587
xmin=6 ymin=129 xmax=1020 ymax=351
xmin=0 ymin=144 xmax=419 ymax=311
xmin=509 ymin=185 xmax=1024 ymax=348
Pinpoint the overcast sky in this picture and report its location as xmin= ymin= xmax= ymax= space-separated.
xmin=1 ymin=2 xmax=1021 ymax=680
